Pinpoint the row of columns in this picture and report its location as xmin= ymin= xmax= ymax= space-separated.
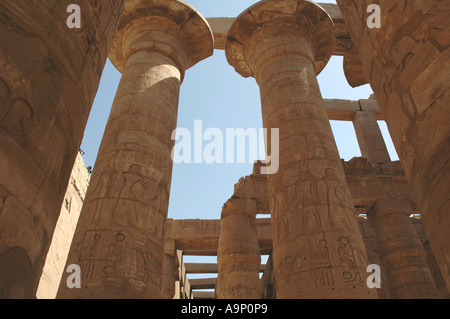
xmin=0 ymin=0 xmax=447 ymax=299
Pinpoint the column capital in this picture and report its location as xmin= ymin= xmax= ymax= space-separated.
xmin=225 ymin=0 xmax=336 ymax=78
xmin=109 ymin=0 xmax=214 ymax=74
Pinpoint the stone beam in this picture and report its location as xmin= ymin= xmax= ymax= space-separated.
xmin=323 ymin=98 xmax=383 ymax=121
xmin=166 ymin=218 xmax=272 ymax=256
xmin=184 ymin=263 xmax=266 ymax=274
xmin=190 ymin=278 xmax=217 ymax=290
xmin=207 ymin=3 xmax=350 ymax=55
xmin=192 ymin=291 xmax=215 ymax=299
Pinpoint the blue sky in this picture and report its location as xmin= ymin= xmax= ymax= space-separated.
xmin=80 ymin=0 xmax=398 ymax=223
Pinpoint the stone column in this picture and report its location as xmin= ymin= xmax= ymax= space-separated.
xmin=57 ymin=0 xmax=213 ymax=299
xmin=357 ymin=217 xmax=391 ymax=299
xmin=161 ymin=240 xmax=176 ymax=299
xmin=368 ymin=199 xmax=440 ymax=298
xmin=216 ymin=198 xmax=262 ymax=299
xmin=226 ymin=0 xmax=375 ymax=299
xmin=0 ymin=0 xmax=124 ymax=298
xmin=352 ymin=110 xmax=390 ymax=163
xmin=336 ymin=0 xmax=450 ymax=287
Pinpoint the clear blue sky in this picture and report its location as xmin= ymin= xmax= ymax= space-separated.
xmin=80 ymin=0 xmax=398 ymax=224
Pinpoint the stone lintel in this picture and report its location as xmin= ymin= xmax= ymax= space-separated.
xmin=166 ymin=218 xmax=272 ymax=256
xmin=323 ymin=99 xmax=382 ymax=121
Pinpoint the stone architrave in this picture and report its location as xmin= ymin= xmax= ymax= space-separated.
xmin=57 ymin=0 xmax=213 ymax=299
xmin=368 ymin=200 xmax=440 ymax=298
xmin=0 ymin=0 xmax=125 ymax=298
xmin=336 ymin=0 xmax=450 ymax=287
xmin=225 ymin=0 xmax=376 ymax=299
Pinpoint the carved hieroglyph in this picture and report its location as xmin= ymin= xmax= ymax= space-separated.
xmin=336 ymin=0 xmax=450 ymax=288
xmin=0 ymin=0 xmax=125 ymax=298
xmin=216 ymin=198 xmax=262 ymax=299
xmin=226 ymin=0 xmax=376 ymax=298
xmin=57 ymin=0 xmax=214 ymax=299
xmin=368 ymin=200 xmax=440 ymax=298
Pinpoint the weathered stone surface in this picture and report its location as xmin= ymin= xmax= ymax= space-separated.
xmin=1 ymin=0 xmax=448 ymax=300
xmin=161 ymin=239 xmax=176 ymax=299
xmin=368 ymin=200 xmax=440 ymax=298
xmin=57 ymin=0 xmax=213 ymax=299
xmin=352 ymin=111 xmax=391 ymax=163
xmin=226 ymin=0 xmax=375 ymax=299
xmin=216 ymin=171 xmax=267 ymax=299
xmin=357 ymin=216 xmax=391 ymax=299
xmin=207 ymin=3 xmax=350 ymax=55
xmin=336 ymin=0 xmax=450 ymax=288
xmin=216 ymin=198 xmax=262 ymax=299
xmin=0 ymin=0 xmax=125 ymax=298
xmin=166 ymin=218 xmax=272 ymax=256
xmin=36 ymin=153 xmax=90 ymax=299
xmin=412 ymin=218 xmax=450 ymax=299
xmin=343 ymin=40 xmax=369 ymax=88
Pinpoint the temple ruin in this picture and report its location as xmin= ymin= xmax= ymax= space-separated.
xmin=0 ymin=0 xmax=448 ymax=299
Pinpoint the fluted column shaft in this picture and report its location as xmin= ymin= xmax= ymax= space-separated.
xmin=216 ymin=198 xmax=261 ymax=299
xmin=0 ymin=0 xmax=124 ymax=298
xmin=336 ymin=0 xmax=450 ymax=288
xmin=368 ymin=200 xmax=440 ymax=298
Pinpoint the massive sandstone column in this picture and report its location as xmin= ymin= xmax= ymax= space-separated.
xmin=0 ymin=0 xmax=124 ymax=298
xmin=57 ymin=0 xmax=213 ymax=298
xmin=225 ymin=0 xmax=375 ymax=298
xmin=368 ymin=200 xmax=440 ymax=298
xmin=336 ymin=1 xmax=450 ymax=287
